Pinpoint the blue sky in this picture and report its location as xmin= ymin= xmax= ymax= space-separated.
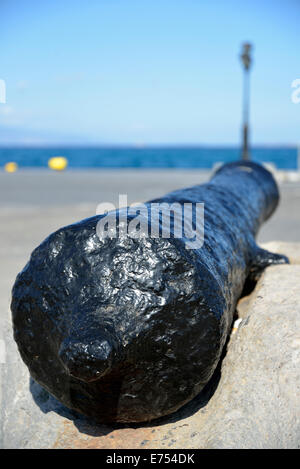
xmin=0 ymin=0 xmax=299 ymax=146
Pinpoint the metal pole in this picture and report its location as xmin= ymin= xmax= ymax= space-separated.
xmin=240 ymin=43 xmax=252 ymax=160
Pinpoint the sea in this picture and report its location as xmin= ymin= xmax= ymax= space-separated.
xmin=0 ymin=146 xmax=298 ymax=170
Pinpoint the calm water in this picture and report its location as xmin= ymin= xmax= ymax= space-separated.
xmin=0 ymin=147 xmax=297 ymax=170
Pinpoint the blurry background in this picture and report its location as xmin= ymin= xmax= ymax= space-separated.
xmin=0 ymin=0 xmax=299 ymax=257
xmin=0 ymin=0 xmax=300 ymax=168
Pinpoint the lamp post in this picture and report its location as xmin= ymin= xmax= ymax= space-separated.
xmin=240 ymin=43 xmax=252 ymax=160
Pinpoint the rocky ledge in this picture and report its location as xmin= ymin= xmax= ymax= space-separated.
xmin=1 ymin=242 xmax=300 ymax=449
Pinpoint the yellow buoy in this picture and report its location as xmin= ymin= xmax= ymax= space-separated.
xmin=48 ymin=156 xmax=68 ymax=171
xmin=4 ymin=162 xmax=18 ymax=173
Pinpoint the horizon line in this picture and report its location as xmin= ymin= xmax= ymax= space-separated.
xmin=0 ymin=143 xmax=298 ymax=149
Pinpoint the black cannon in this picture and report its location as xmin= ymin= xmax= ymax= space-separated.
xmin=11 ymin=161 xmax=288 ymax=422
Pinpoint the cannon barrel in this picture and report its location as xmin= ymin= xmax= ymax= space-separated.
xmin=11 ymin=161 xmax=288 ymax=422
